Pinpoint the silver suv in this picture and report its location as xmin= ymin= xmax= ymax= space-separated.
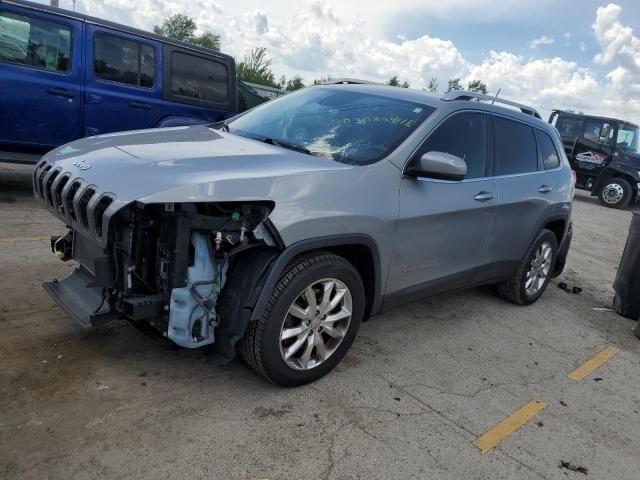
xmin=34 ymin=85 xmax=574 ymax=386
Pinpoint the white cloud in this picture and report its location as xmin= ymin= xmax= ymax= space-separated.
xmin=580 ymin=42 xmax=587 ymax=52
xmin=592 ymin=3 xmax=640 ymax=121
xmin=56 ymin=0 xmax=639 ymax=124
xmin=529 ymin=35 xmax=555 ymax=49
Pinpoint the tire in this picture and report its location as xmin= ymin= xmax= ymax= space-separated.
xmin=598 ymin=177 xmax=632 ymax=209
xmin=497 ymin=229 xmax=558 ymax=306
xmin=239 ymin=252 xmax=365 ymax=386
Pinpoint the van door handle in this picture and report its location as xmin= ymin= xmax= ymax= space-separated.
xmin=47 ymin=87 xmax=74 ymax=98
xmin=474 ymin=191 xmax=496 ymax=202
xmin=538 ymin=185 xmax=553 ymax=194
xmin=129 ymin=101 xmax=152 ymax=110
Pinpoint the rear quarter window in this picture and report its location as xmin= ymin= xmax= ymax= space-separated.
xmin=94 ymin=33 xmax=155 ymax=88
xmin=170 ymin=52 xmax=228 ymax=103
xmin=537 ymin=130 xmax=561 ymax=170
xmin=494 ymin=116 xmax=538 ymax=175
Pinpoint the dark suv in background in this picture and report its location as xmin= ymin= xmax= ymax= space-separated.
xmin=549 ymin=110 xmax=640 ymax=208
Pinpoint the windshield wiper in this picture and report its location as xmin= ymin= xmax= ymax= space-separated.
xmin=261 ymin=137 xmax=312 ymax=155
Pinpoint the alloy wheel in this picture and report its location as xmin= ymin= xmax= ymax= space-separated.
xmin=525 ymin=241 xmax=553 ymax=296
xmin=279 ymin=278 xmax=353 ymax=370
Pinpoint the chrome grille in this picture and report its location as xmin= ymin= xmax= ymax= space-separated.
xmin=33 ymin=160 xmax=117 ymax=247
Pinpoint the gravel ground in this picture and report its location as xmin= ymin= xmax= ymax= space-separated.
xmin=1 ymin=162 xmax=639 ymax=480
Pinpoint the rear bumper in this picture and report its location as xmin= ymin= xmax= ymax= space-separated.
xmin=43 ymin=268 xmax=116 ymax=328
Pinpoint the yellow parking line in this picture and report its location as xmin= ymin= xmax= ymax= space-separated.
xmin=567 ymin=346 xmax=619 ymax=381
xmin=473 ymin=400 xmax=546 ymax=454
xmin=0 ymin=235 xmax=49 ymax=243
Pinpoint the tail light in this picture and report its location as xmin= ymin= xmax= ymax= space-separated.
xmin=571 ymin=170 xmax=576 ymax=185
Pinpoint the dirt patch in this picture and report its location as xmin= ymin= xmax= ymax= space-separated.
xmin=254 ymin=405 xmax=292 ymax=418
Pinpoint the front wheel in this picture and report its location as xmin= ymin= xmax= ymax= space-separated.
xmin=598 ymin=177 xmax=632 ymax=208
xmin=239 ymin=252 xmax=364 ymax=386
xmin=497 ymin=229 xmax=558 ymax=305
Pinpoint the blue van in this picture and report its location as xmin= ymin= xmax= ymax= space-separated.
xmin=0 ymin=0 xmax=239 ymax=162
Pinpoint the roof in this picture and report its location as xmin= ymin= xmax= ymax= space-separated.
xmin=1 ymin=0 xmax=234 ymax=64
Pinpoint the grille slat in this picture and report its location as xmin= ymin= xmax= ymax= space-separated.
xmin=33 ymin=161 xmax=116 ymax=246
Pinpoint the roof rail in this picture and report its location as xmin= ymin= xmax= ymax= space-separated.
xmin=441 ymin=90 xmax=542 ymax=119
xmin=323 ymin=78 xmax=381 ymax=85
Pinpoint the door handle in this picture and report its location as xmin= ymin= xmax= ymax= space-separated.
xmin=47 ymin=87 xmax=74 ymax=98
xmin=538 ymin=185 xmax=553 ymax=194
xmin=474 ymin=191 xmax=496 ymax=202
xmin=129 ymin=101 xmax=152 ymax=110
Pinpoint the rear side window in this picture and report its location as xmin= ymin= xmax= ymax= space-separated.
xmin=494 ymin=117 xmax=538 ymax=175
xmin=94 ymin=34 xmax=155 ymax=88
xmin=170 ymin=52 xmax=228 ymax=103
xmin=537 ymin=131 xmax=561 ymax=170
xmin=0 ymin=12 xmax=71 ymax=72
xmin=418 ymin=112 xmax=489 ymax=179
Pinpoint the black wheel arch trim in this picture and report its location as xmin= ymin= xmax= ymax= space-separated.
xmin=249 ymin=234 xmax=383 ymax=322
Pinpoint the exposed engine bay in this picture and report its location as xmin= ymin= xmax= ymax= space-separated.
xmin=47 ymin=201 xmax=280 ymax=352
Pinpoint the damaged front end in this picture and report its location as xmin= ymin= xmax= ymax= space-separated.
xmin=36 ymin=159 xmax=280 ymax=354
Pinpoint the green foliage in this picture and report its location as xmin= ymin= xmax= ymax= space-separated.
xmin=153 ymin=14 xmax=220 ymax=51
xmin=237 ymin=47 xmax=278 ymax=88
xmin=387 ymin=75 xmax=410 ymax=88
xmin=312 ymin=75 xmax=334 ymax=85
xmin=426 ymin=77 xmax=439 ymax=92
xmin=285 ymin=75 xmax=306 ymax=91
xmin=467 ymin=79 xmax=489 ymax=94
xmin=446 ymin=78 xmax=463 ymax=92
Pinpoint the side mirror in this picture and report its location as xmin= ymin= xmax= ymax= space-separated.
xmin=407 ymin=151 xmax=467 ymax=181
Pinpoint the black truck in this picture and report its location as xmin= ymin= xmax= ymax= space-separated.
xmin=549 ymin=110 xmax=640 ymax=208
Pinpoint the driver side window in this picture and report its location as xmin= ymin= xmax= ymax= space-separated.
xmin=416 ymin=112 xmax=489 ymax=179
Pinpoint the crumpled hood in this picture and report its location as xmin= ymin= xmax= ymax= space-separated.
xmin=42 ymin=125 xmax=351 ymax=204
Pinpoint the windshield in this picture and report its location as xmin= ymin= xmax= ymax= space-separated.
xmin=228 ymin=87 xmax=434 ymax=165
xmin=616 ymin=124 xmax=639 ymax=153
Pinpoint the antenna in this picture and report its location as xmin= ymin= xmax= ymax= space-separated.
xmin=491 ymin=88 xmax=501 ymax=105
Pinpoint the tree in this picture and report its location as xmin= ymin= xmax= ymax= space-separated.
xmin=285 ymin=75 xmax=306 ymax=91
xmin=467 ymin=79 xmax=488 ymax=94
xmin=153 ymin=14 xmax=221 ymax=51
xmin=446 ymin=78 xmax=463 ymax=92
xmin=312 ymin=75 xmax=334 ymax=85
xmin=387 ymin=75 xmax=410 ymax=88
xmin=237 ymin=47 xmax=278 ymax=88
xmin=426 ymin=77 xmax=438 ymax=92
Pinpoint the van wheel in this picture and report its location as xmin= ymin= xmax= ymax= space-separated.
xmin=598 ymin=178 xmax=632 ymax=208
xmin=497 ymin=229 xmax=558 ymax=305
xmin=239 ymin=252 xmax=364 ymax=387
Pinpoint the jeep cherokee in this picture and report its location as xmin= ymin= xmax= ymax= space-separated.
xmin=34 ymin=85 xmax=574 ymax=386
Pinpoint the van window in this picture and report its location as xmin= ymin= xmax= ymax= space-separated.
xmin=0 ymin=12 xmax=71 ymax=72
xmin=494 ymin=117 xmax=538 ymax=175
xmin=417 ymin=112 xmax=489 ymax=179
xmin=94 ymin=34 xmax=155 ymax=88
xmin=170 ymin=52 xmax=227 ymax=103
xmin=537 ymin=131 xmax=560 ymax=170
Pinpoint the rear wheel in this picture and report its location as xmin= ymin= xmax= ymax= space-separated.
xmin=239 ymin=252 xmax=364 ymax=386
xmin=598 ymin=177 xmax=632 ymax=208
xmin=497 ymin=229 xmax=558 ymax=305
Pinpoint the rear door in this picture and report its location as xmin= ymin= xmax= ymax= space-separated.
xmin=0 ymin=7 xmax=82 ymax=150
xmin=484 ymin=115 xmax=553 ymax=279
xmin=570 ymin=118 xmax=615 ymax=176
xmin=83 ymin=25 xmax=162 ymax=136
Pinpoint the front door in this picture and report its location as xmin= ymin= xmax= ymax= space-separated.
xmin=0 ymin=7 xmax=82 ymax=150
xmin=386 ymin=112 xmax=497 ymax=306
xmin=570 ymin=118 xmax=615 ymax=177
xmin=83 ymin=25 xmax=162 ymax=136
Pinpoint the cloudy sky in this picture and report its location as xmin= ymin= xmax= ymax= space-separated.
xmin=43 ymin=0 xmax=640 ymax=123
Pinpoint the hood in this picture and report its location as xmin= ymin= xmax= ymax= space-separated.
xmin=42 ymin=125 xmax=352 ymax=204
